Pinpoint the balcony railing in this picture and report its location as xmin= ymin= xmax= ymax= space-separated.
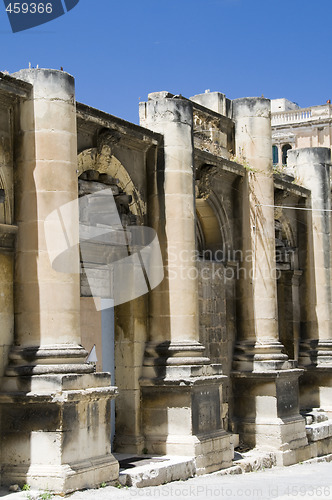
xmin=272 ymin=104 xmax=332 ymax=126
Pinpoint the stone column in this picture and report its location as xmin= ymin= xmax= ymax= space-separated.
xmin=288 ymin=148 xmax=332 ymax=410
xmin=9 ymin=68 xmax=86 ymax=371
xmin=139 ymin=93 xmax=233 ymax=474
xmin=140 ymin=92 xmax=208 ymax=369
xmin=232 ymin=97 xmax=288 ymax=370
xmin=0 ymin=69 xmax=118 ymax=493
xmin=231 ymin=98 xmax=307 ymax=462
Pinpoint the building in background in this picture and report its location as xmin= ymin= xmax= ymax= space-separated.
xmin=271 ymin=97 xmax=332 ymax=167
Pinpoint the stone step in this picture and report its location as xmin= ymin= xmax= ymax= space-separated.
xmin=215 ymin=449 xmax=277 ymax=475
xmin=302 ymin=409 xmax=329 ymax=425
xmin=115 ymin=454 xmax=196 ymax=488
xmin=305 ymin=420 xmax=332 ymax=442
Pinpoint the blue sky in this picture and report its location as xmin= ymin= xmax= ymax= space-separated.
xmin=0 ymin=0 xmax=331 ymax=123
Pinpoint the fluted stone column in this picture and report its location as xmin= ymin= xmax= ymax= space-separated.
xmin=288 ymin=148 xmax=332 ymax=410
xmin=0 ymin=69 xmax=118 ymax=493
xmin=231 ymin=98 xmax=307 ymax=461
xmin=139 ymin=93 xmax=233 ymax=474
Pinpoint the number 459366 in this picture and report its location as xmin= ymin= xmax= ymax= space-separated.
xmin=6 ymin=3 xmax=53 ymax=14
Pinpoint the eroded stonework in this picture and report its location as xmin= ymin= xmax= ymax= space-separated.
xmin=0 ymin=69 xmax=332 ymax=493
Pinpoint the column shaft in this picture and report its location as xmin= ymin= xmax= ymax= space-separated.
xmin=140 ymin=94 xmax=207 ymax=367
xmin=232 ymin=98 xmax=287 ymax=370
xmin=288 ymin=148 xmax=332 ymax=368
xmin=10 ymin=68 xmax=88 ymax=374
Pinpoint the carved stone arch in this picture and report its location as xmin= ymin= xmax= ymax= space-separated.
xmin=208 ymin=190 xmax=233 ymax=251
xmin=77 ymin=142 xmax=146 ymax=221
xmin=274 ymin=205 xmax=296 ymax=248
xmin=196 ymin=189 xmax=232 ymax=259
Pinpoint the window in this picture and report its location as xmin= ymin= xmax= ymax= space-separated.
xmin=282 ymin=144 xmax=292 ymax=165
xmin=272 ymin=145 xmax=279 ymax=165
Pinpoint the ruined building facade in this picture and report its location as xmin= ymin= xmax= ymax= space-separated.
xmin=0 ymin=69 xmax=332 ymax=493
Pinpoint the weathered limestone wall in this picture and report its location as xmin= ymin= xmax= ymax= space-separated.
xmin=198 ymin=261 xmax=233 ymax=430
xmin=114 ymin=296 xmax=147 ymax=453
xmin=198 ymin=261 xmax=226 ymax=364
xmin=190 ymin=91 xmax=232 ymax=118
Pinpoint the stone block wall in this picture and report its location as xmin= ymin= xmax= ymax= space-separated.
xmin=198 ymin=261 xmax=227 ymax=364
xmin=198 ymin=261 xmax=234 ymax=429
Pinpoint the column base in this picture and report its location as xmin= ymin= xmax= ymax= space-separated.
xmin=0 ymin=373 xmax=119 ymax=494
xmin=233 ymin=340 xmax=292 ymax=372
xmin=299 ymin=340 xmax=332 ymax=368
xmin=1 ymin=456 xmax=119 ymax=494
xmin=140 ymin=369 xmax=233 ymax=474
xmin=299 ymin=341 xmax=332 ymax=411
xmin=5 ymin=345 xmax=92 ymax=376
xmin=232 ymin=370 xmax=308 ymax=451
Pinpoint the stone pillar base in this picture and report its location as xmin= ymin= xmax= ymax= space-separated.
xmin=299 ymin=368 xmax=332 ymax=411
xmin=140 ymin=371 xmax=233 ymax=474
xmin=299 ymin=341 xmax=332 ymax=411
xmin=232 ymin=370 xmax=308 ymax=451
xmin=299 ymin=340 xmax=332 ymax=368
xmin=233 ymin=340 xmax=291 ymax=372
xmin=0 ymin=373 xmax=119 ymax=494
xmin=1 ymin=456 xmax=119 ymax=494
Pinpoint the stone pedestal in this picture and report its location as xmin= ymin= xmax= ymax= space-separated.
xmin=0 ymin=374 xmax=118 ymax=492
xmin=233 ymin=370 xmax=307 ymax=452
xmin=231 ymin=98 xmax=307 ymax=454
xmin=139 ymin=93 xmax=233 ymax=473
xmin=141 ymin=371 xmax=232 ymax=475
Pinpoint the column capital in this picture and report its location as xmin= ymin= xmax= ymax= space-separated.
xmin=232 ymin=96 xmax=271 ymax=119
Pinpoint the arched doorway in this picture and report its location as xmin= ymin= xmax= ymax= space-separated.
xmin=77 ymin=138 xmax=147 ymax=451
